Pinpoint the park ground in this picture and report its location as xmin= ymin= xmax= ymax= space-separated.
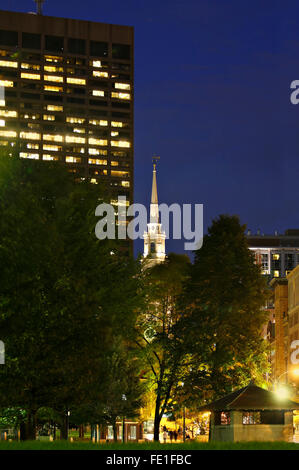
xmin=0 ymin=441 xmax=299 ymax=450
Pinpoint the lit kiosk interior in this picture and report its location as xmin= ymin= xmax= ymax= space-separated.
xmin=199 ymin=383 xmax=299 ymax=442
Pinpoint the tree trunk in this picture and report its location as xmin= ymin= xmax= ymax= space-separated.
xmin=154 ymin=393 xmax=161 ymax=442
xmin=60 ymin=413 xmax=68 ymax=440
xmin=79 ymin=424 xmax=84 ymax=439
xmin=112 ymin=420 xmax=118 ymax=442
xmin=24 ymin=410 xmax=37 ymax=440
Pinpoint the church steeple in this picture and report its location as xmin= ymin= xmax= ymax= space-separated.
xmin=143 ymin=157 xmax=166 ymax=267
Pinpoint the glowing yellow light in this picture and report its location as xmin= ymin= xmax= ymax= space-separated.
xmin=275 ymin=385 xmax=290 ymax=400
xmin=115 ymin=83 xmax=130 ymax=90
xmin=20 ymin=152 xmax=39 ymax=160
xmin=47 ymin=105 xmax=63 ymax=112
xmin=0 ymin=60 xmax=18 ymax=68
xmin=43 ymin=154 xmax=58 ymax=161
xmin=88 ymin=158 xmax=107 ymax=165
xmin=43 ymin=115 xmax=55 ymax=121
xmin=111 ymin=161 xmax=118 ymax=166
xmin=88 ymin=138 xmax=107 ymax=146
xmin=111 ymin=170 xmax=129 ymax=177
xmin=27 ymin=143 xmax=39 ymax=149
xmin=43 ymin=134 xmax=63 ymax=142
xmin=111 ymin=121 xmax=123 ymax=128
xmin=66 ymin=156 xmax=82 ymax=163
xmin=20 ymin=132 xmax=40 ymax=140
xmin=66 ymin=117 xmax=85 ymax=124
xmin=93 ymin=71 xmax=108 ymax=78
xmin=44 ymin=75 xmax=64 ymax=83
xmin=89 ymin=119 xmax=108 ymax=126
xmin=73 ymin=128 xmax=85 ymax=134
xmin=44 ymin=85 xmax=63 ymax=92
xmin=0 ymin=80 xmax=13 ymax=87
xmin=0 ymin=110 xmax=17 ymax=117
xmin=21 ymin=63 xmax=40 ymax=70
xmin=21 ymin=73 xmax=40 ymax=80
xmin=111 ymin=140 xmax=130 ymax=148
xmin=44 ymin=65 xmax=63 ymax=73
xmin=92 ymin=60 xmax=102 ymax=68
xmin=66 ymin=136 xmax=86 ymax=144
xmin=111 ymin=92 xmax=130 ymax=100
xmin=111 ymin=131 xmax=119 ymax=137
xmin=66 ymin=77 xmax=86 ymax=85
xmin=291 ymin=368 xmax=299 ymax=377
xmin=92 ymin=90 xmax=104 ymax=97
xmin=0 ymin=119 xmax=5 ymax=127
xmin=43 ymin=144 xmax=61 ymax=151
xmin=121 ymin=181 xmax=130 ymax=187
xmin=45 ymin=55 xmax=63 ymax=63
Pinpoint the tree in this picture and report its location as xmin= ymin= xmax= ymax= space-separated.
xmin=0 ymin=153 xmax=140 ymax=439
xmin=136 ymin=253 xmax=191 ymax=441
xmin=181 ymin=215 xmax=269 ymax=406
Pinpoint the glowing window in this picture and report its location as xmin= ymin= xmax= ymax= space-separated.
xmin=45 ymin=55 xmax=63 ymax=63
xmin=111 ymin=170 xmax=130 ymax=177
xmin=0 ymin=110 xmax=17 ymax=117
xmin=0 ymin=80 xmax=14 ymax=87
xmin=43 ymin=115 xmax=55 ymax=121
xmin=66 ymin=77 xmax=86 ymax=85
xmin=88 ymin=158 xmax=107 ymax=165
xmin=273 ymin=254 xmax=280 ymax=260
xmin=44 ymin=85 xmax=63 ymax=92
xmin=121 ymin=181 xmax=130 ymax=187
xmin=43 ymin=154 xmax=58 ymax=161
xmin=73 ymin=128 xmax=85 ymax=134
xmin=88 ymin=137 xmax=107 ymax=146
xmin=111 ymin=91 xmax=130 ymax=100
xmin=111 ymin=161 xmax=119 ymax=166
xmin=44 ymin=65 xmax=64 ymax=73
xmin=111 ymin=121 xmax=123 ymax=128
xmin=93 ymin=71 xmax=108 ymax=78
xmin=43 ymin=144 xmax=61 ymax=151
xmin=274 ymin=270 xmax=280 ymax=278
xmin=66 ymin=156 xmax=82 ymax=163
xmin=46 ymin=105 xmax=63 ymax=112
xmin=92 ymin=60 xmax=102 ymax=68
xmin=66 ymin=117 xmax=85 ymax=124
xmin=92 ymin=90 xmax=105 ymax=97
xmin=20 ymin=152 xmax=39 ymax=160
xmin=0 ymin=119 xmax=5 ymax=127
xmin=111 ymin=131 xmax=119 ymax=137
xmin=66 ymin=136 xmax=86 ymax=144
xmin=111 ymin=140 xmax=130 ymax=148
xmin=21 ymin=63 xmax=40 ymax=70
xmin=21 ymin=73 xmax=41 ymax=80
xmin=43 ymin=134 xmax=63 ymax=142
xmin=115 ymin=83 xmax=130 ymax=90
xmin=27 ymin=143 xmax=39 ymax=149
xmin=44 ymin=75 xmax=64 ymax=83
xmin=20 ymin=132 xmax=40 ymax=140
xmin=0 ymin=60 xmax=18 ymax=68
xmin=88 ymin=148 xmax=107 ymax=156
xmin=89 ymin=119 xmax=108 ymax=126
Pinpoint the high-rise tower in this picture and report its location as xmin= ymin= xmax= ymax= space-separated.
xmin=143 ymin=157 xmax=166 ymax=267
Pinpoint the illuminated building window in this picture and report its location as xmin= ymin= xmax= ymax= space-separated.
xmin=121 ymin=181 xmax=130 ymax=187
xmin=44 ymin=85 xmax=63 ymax=92
xmin=90 ymin=178 xmax=98 ymax=184
xmin=88 ymin=137 xmax=107 ymax=146
xmin=43 ymin=144 xmax=61 ymax=151
xmin=93 ymin=71 xmax=108 ymax=78
xmin=21 ymin=63 xmax=40 ymax=70
xmin=73 ymin=128 xmax=85 ymax=134
xmin=111 ymin=140 xmax=130 ymax=148
xmin=88 ymin=148 xmax=107 ymax=156
xmin=27 ymin=143 xmax=39 ymax=149
xmin=0 ymin=119 xmax=5 ymax=127
xmin=89 ymin=119 xmax=108 ymax=126
xmin=111 ymin=91 xmax=130 ymax=100
xmin=20 ymin=152 xmax=39 ymax=160
xmin=21 ymin=73 xmax=41 ymax=80
xmin=0 ymin=100 xmax=5 ymax=106
xmin=66 ymin=77 xmax=86 ymax=85
xmin=111 ymin=199 xmax=130 ymax=207
xmin=45 ymin=55 xmax=63 ymax=63
xmin=66 ymin=156 xmax=82 ymax=163
xmin=43 ymin=115 xmax=55 ymax=121
xmin=274 ymin=270 xmax=280 ymax=278
xmin=92 ymin=60 xmax=102 ymax=68
xmin=92 ymin=90 xmax=105 ymax=97
xmin=115 ymin=83 xmax=130 ymax=90
xmin=20 ymin=131 xmax=40 ymax=140
xmin=66 ymin=117 xmax=85 ymax=124
xmin=46 ymin=104 xmax=63 ymax=112
xmin=43 ymin=154 xmax=58 ymax=161
xmin=22 ymin=113 xmax=40 ymax=120
xmin=43 ymin=134 xmax=63 ymax=142
xmin=111 ymin=170 xmax=130 ymax=177
xmin=0 ymin=140 xmax=8 ymax=145
xmin=88 ymin=158 xmax=107 ymax=165
xmin=44 ymin=65 xmax=64 ymax=73
xmin=111 ymin=131 xmax=119 ymax=137
xmin=0 ymin=109 xmax=17 ymax=117
xmin=111 ymin=121 xmax=123 ymax=128
xmin=66 ymin=135 xmax=86 ymax=144
xmin=44 ymin=75 xmax=64 ymax=83
xmin=0 ymin=80 xmax=14 ymax=87
xmin=273 ymin=254 xmax=280 ymax=260
xmin=0 ymin=60 xmax=18 ymax=68
xmin=111 ymin=161 xmax=119 ymax=166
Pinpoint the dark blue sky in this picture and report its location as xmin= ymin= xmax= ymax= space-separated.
xmin=4 ymin=0 xmax=299 ymax=256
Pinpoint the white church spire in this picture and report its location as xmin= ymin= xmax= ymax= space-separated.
xmin=143 ymin=157 xmax=166 ymax=267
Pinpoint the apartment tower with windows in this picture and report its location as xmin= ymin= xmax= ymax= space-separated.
xmin=0 ymin=9 xmax=134 ymax=204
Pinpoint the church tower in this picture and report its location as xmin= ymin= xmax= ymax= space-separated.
xmin=143 ymin=157 xmax=166 ymax=267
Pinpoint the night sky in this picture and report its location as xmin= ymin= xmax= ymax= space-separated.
xmin=3 ymin=0 xmax=299 ymax=256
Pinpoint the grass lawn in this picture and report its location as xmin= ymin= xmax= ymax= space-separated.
xmin=0 ymin=440 xmax=298 ymax=450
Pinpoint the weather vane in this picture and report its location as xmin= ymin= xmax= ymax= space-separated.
xmin=152 ymin=155 xmax=160 ymax=169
